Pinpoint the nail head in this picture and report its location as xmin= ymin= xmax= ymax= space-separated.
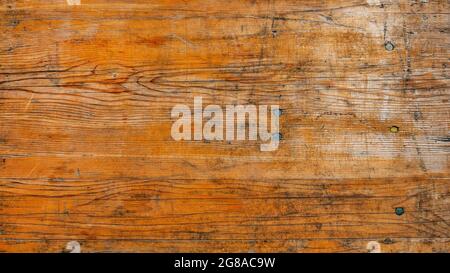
xmin=385 ymin=41 xmax=395 ymax=51
xmin=390 ymin=126 xmax=399 ymax=133
xmin=395 ymin=207 xmax=405 ymax=216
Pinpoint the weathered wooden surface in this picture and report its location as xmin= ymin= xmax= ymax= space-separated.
xmin=0 ymin=0 xmax=448 ymax=253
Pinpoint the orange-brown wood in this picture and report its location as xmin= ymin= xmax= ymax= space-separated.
xmin=0 ymin=0 xmax=448 ymax=252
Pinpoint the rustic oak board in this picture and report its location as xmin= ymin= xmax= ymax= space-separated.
xmin=0 ymin=0 xmax=449 ymax=253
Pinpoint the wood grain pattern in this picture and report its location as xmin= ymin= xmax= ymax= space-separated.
xmin=0 ymin=0 xmax=448 ymax=252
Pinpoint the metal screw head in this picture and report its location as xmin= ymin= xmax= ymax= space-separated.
xmin=272 ymin=108 xmax=283 ymax=117
xmin=385 ymin=41 xmax=395 ymax=51
xmin=395 ymin=207 xmax=405 ymax=216
xmin=273 ymin=133 xmax=283 ymax=141
xmin=390 ymin=126 xmax=399 ymax=133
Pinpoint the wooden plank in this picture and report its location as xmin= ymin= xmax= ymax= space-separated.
xmin=0 ymin=0 xmax=448 ymax=252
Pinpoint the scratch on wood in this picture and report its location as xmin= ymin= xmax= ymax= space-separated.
xmin=24 ymin=94 xmax=34 ymax=112
xmin=169 ymin=34 xmax=197 ymax=48
xmin=366 ymin=0 xmax=381 ymax=6
xmin=27 ymin=164 xmax=39 ymax=177
xmin=66 ymin=0 xmax=81 ymax=5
